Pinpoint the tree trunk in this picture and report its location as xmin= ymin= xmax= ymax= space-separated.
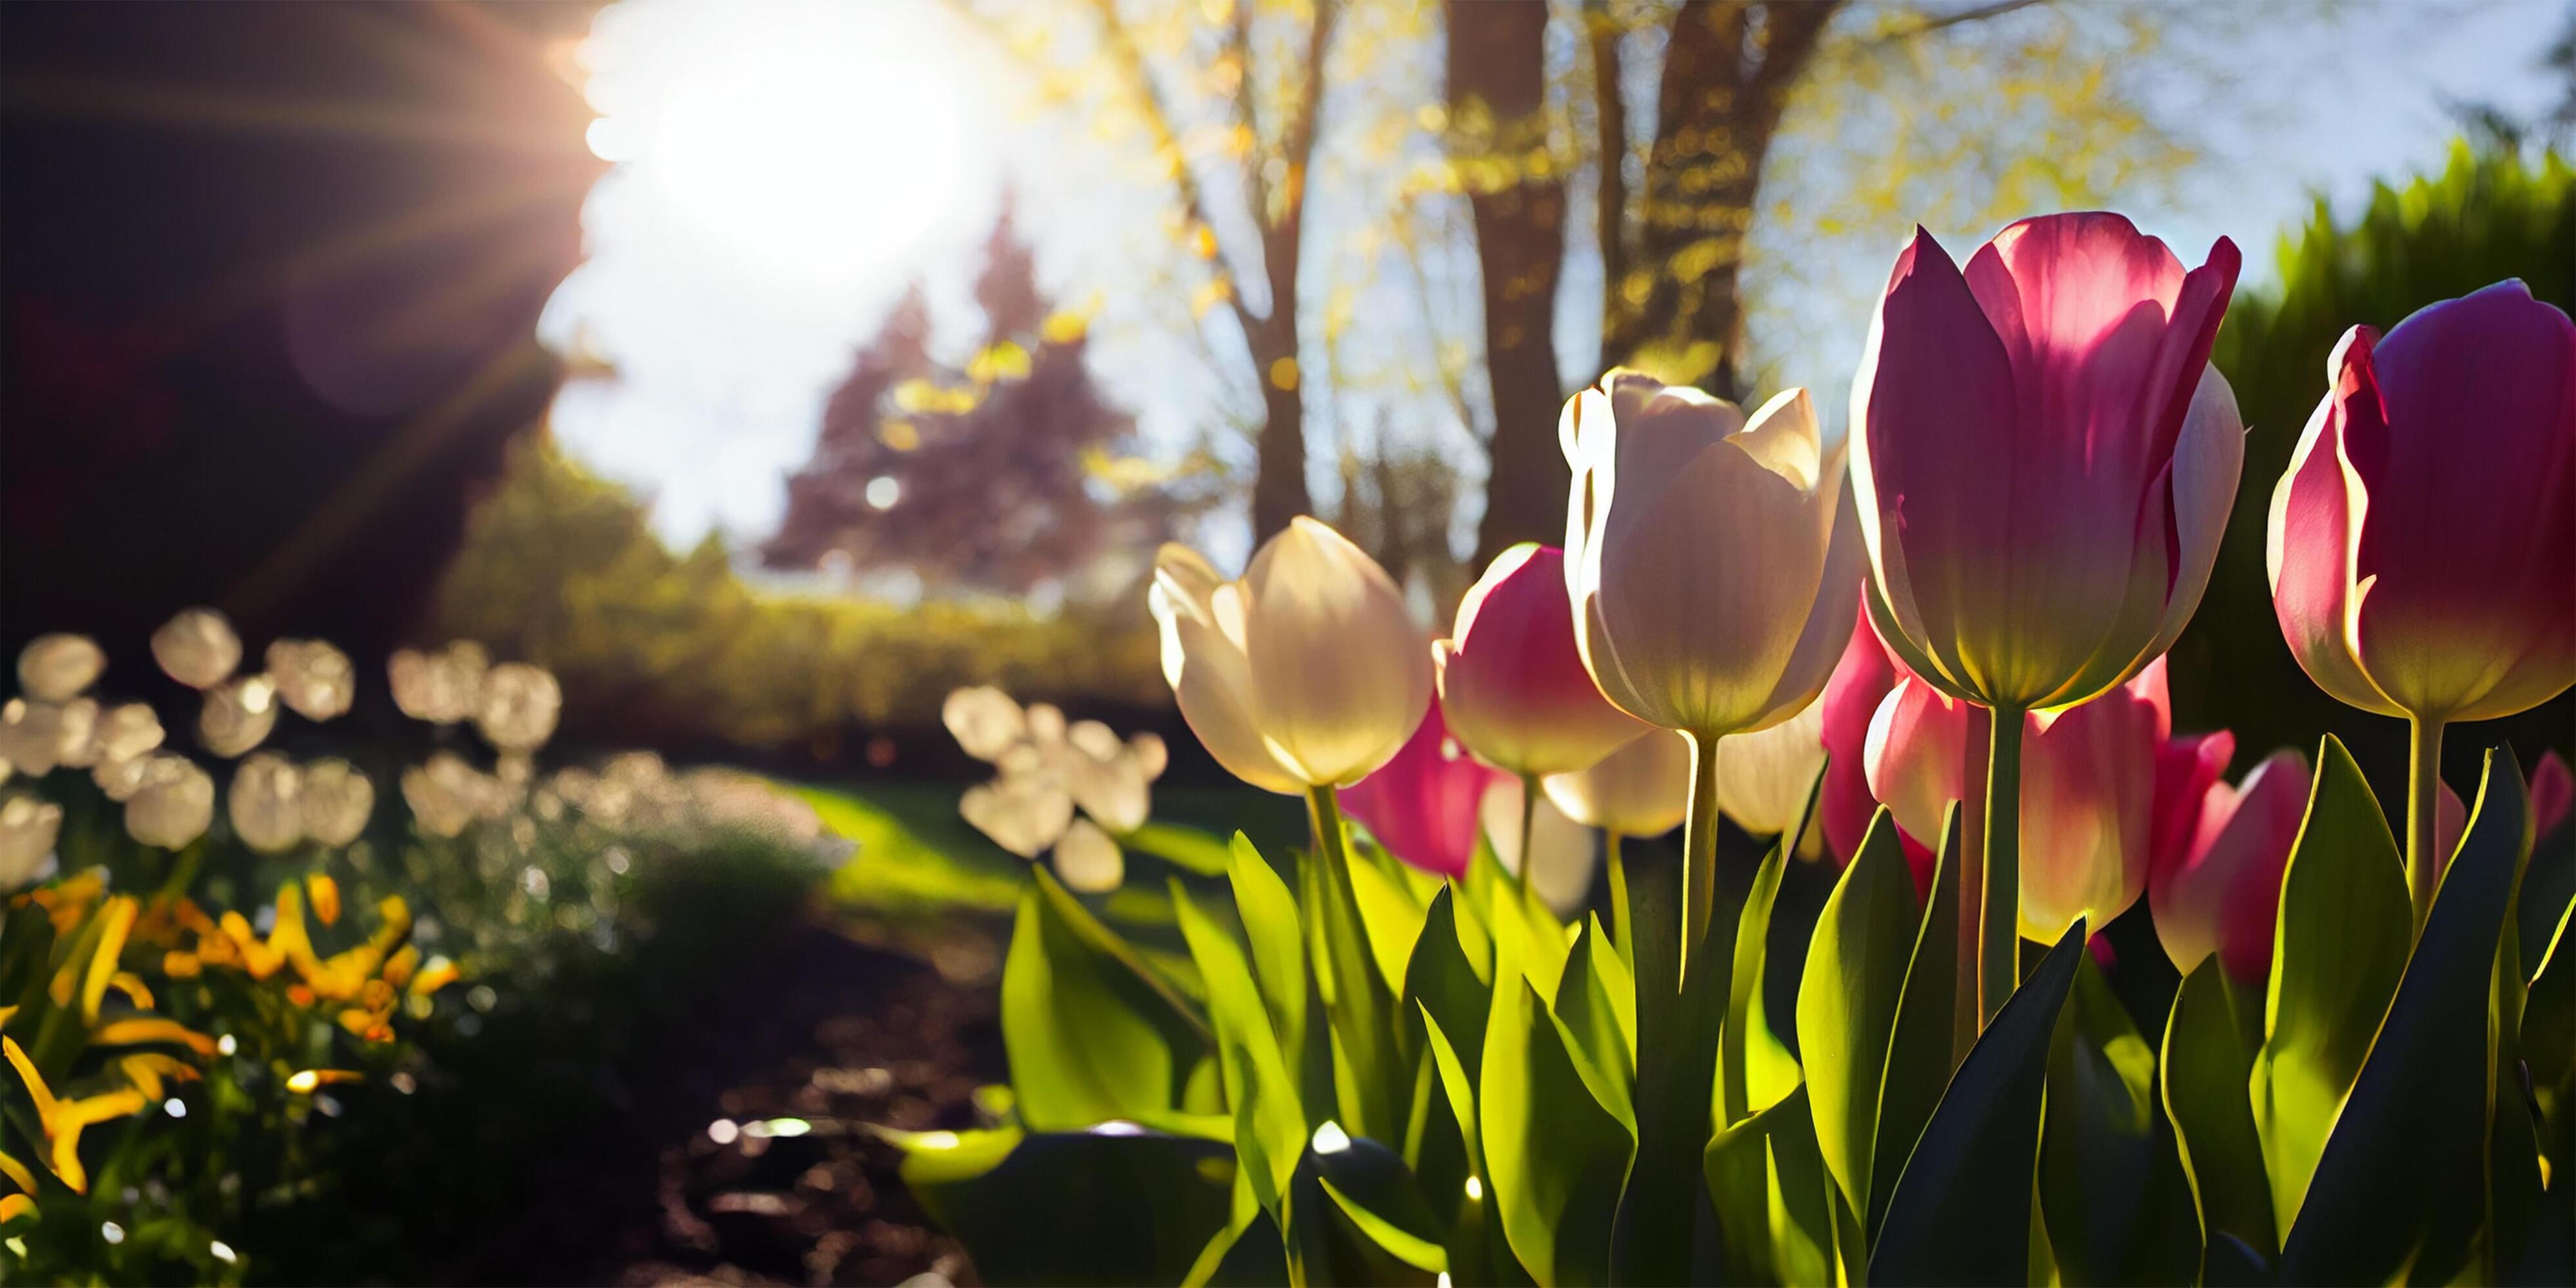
xmin=1451 ymin=0 xmax=1572 ymax=565
xmin=1250 ymin=321 xmax=1310 ymax=542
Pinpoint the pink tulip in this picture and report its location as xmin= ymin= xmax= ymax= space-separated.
xmin=1437 ymin=544 xmax=1652 ymax=778
xmin=1864 ymin=658 xmax=2222 ymax=940
xmin=1852 ymin=213 xmax=2243 ymax=712
xmin=1817 ymin=607 xmax=1931 ymax=885
xmin=2268 ymin=281 xmax=2576 ymax=727
xmin=2150 ymin=749 xmax=2309 ymax=982
xmin=2534 ymin=750 xmax=2573 ymax=839
xmin=1339 ymin=695 xmax=1506 ymax=877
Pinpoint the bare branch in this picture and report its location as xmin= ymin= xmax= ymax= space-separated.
xmin=1869 ymin=0 xmax=2048 ymax=46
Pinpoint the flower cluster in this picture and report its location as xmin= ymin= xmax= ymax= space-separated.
xmin=943 ymin=686 xmax=1166 ymax=892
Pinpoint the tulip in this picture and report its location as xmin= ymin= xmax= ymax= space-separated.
xmin=2151 ymin=749 xmax=2309 ymax=982
xmin=126 ymin=754 xmax=215 ymax=849
xmin=198 ymin=676 xmax=278 ymax=758
xmin=0 ymin=698 xmax=91 ymax=777
xmin=959 ymin=772 xmax=1074 ymax=860
xmin=229 ymin=752 xmax=304 ymax=854
xmin=944 ymin=686 xmax=1028 ymax=762
xmin=1817 ymin=609 xmax=1934 ymax=884
xmin=1341 ymin=695 xmax=1506 ymax=878
xmin=301 ymin=758 xmax=376 ymax=848
xmin=1713 ymin=698 xmax=1825 ymax=852
xmin=1866 ymin=659 xmax=2213 ymax=944
xmin=2268 ymin=281 xmax=2576 ymax=923
xmin=0 ymin=794 xmax=62 ymax=888
xmin=1436 ymin=544 xmax=1651 ymax=778
xmin=152 ymin=609 xmax=242 ymax=690
xmin=1479 ymin=777 xmax=1596 ymax=918
xmin=1561 ymin=371 xmax=1861 ymax=957
xmin=476 ymin=662 xmax=562 ymax=753
xmin=1150 ymin=517 xmax=1431 ymax=795
xmin=1852 ymin=212 xmax=2242 ymax=1022
xmin=1544 ymin=727 xmax=1691 ymax=840
xmin=2535 ymin=750 xmax=2573 ymax=840
xmin=389 ymin=642 xmax=486 ymax=725
xmin=17 ymin=634 xmax=104 ymax=702
xmin=266 ymin=639 xmax=356 ymax=722
xmin=1053 ymin=817 xmax=1126 ymax=894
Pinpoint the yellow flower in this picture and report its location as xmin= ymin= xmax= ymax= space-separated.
xmin=90 ymin=1018 xmax=220 ymax=1059
xmin=3 ymin=1036 xmax=146 ymax=1194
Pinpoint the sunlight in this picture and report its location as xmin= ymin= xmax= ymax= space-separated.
xmin=580 ymin=0 xmax=974 ymax=290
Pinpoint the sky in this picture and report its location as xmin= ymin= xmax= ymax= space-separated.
xmin=538 ymin=0 xmax=2570 ymax=564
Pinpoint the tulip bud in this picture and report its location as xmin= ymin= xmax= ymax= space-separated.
xmin=301 ymin=758 xmax=376 ymax=847
xmin=476 ymin=663 xmax=561 ymax=753
xmin=266 ymin=639 xmax=356 ymax=722
xmin=126 ymin=754 xmax=216 ymax=849
xmin=1714 ymin=697 xmax=1826 ymax=850
xmin=1480 ymin=777 xmax=1595 ymax=917
xmin=2151 ymin=749 xmax=2309 ymax=982
xmin=1435 ymin=544 xmax=1649 ymax=776
xmin=1543 ymin=727 xmax=1690 ymax=839
xmin=17 ymin=634 xmax=104 ymax=702
xmin=1852 ymin=214 xmax=2242 ymax=710
xmin=152 ymin=608 xmax=242 ymax=690
xmin=1562 ymin=373 xmax=1862 ymax=737
xmin=2535 ymin=750 xmax=2573 ymax=840
xmin=198 ymin=675 xmax=278 ymax=758
xmin=229 ymin=752 xmax=304 ymax=854
xmin=1341 ymin=695 xmax=1506 ymax=877
xmin=0 ymin=793 xmax=62 ymax=888
xmin=2268 ymin=281 xmax=2575 ymax=724
xmin=1149 ymin=518 xmax=1431 ymax=793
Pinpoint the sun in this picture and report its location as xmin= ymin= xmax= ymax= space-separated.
xmin=578 ymin=0 xmax=976 ymax=290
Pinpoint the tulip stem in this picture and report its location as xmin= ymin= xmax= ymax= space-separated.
xmin=1604 ymin=829 xmax=1632 ymax=968
xmin=1515 ymin=772 xmax=1544 ymax=923
xmin=1683 ymin=731 xmax=1723 ymax=977
xmin=2406 ymin=717 xmax=2446 ymax=932
xmin=1956 ymin=706 xmax=1991 ymax=1062
xmin=1979 ymin=704 xmax=2026 ymax=1030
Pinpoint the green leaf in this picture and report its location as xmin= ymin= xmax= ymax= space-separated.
xmin=2161 ymin=957 xmax=2279 ymax=1273
xmin=1866 ymin=805 xmax=1963 ymax=1239
xmin=1553 ymin=917 xmax=1637 ymax=1124
xmin=896 ymin=1126 xmax=1237 ymax=1286
xmin=2519 ymin=810 xmax=2573 ymax=976
xmin=1868 ymin=919 xmax=2087 ymax=1287
xmin=1348 ymin=847 xmax=1433 ymax=999
xmin=1720 ymin=843 xmax=1801 ymax=1126
xmin=1128 ymin=819 xmax=1239 ymax=876
xmin=1230 ymin=834 xmax=1308 ymax=1061
xmin=1609 ymin=840 xmax=1734 ymax=1286
xmin=1302 ymin=796 xmax=1406 ymax=1145
xmin=1705 ymin=1084 xmax=1835 ymax=1286
xmin=1302 ymin=1136 xmax=1448 ymax=1277
xmin=1481 ymin=977 xmax=1636 ymax=1287
xmin=2250 ymin=733 xmax=2412 ymax=1234
xmin=1174 ymin=879 xmax=1308 ymax=1215
xmin=1404 ymin=887 xmax=1492 ymax=1065
xmin=2280 ymin=748 xmax=2531 ymax=1287
xmin=2040 ymin=952 xmax=2197 ymax=1286
xmin=1003 ymin=867 xmax=1212 ymax=1130
xmin=1797 ymin=810 xmax=1921 ymax=1224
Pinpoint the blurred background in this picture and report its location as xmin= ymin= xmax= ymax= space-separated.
xmin=6 ymin=0 xmax=2571 ymax=785
xmin=2 ymin=2 xmax=2571 ymax=1281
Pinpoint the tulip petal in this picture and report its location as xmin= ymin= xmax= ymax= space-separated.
xmin=1862 ymin=678 xmax=1969 ymax=850
xmin=1820 ymin=605 xmax=1900 ymax=865
xmin=1242 ymin=518 xmax=1433 ymax=786
xmin=1745 ymin=459 xmax=1868 ymax=731
xmin=1715 ymin=698 xmax=1827 ymax=839
xmin=2267 ymin=329 xmax=2404 ymax=716
xmin=2019 ymin=683 xmax=2157 ymax=940
xmin=1151 ymin=569 xmax=1306 ymax=795
xmin=1544 ymin=727 xmax=1690 ymax=838
xmin=2134 ymin=366 xmax=2246 ymax=667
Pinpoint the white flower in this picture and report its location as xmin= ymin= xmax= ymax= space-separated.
xmin=266 ymin=639 xmax=356 ymax=722
xmin=1053 ymin=818 xmax=1125 ymax=893
xmin=388 ymin=642 xmax=486 ymax=725
xmin=474 ymin=662 xmax=561 ymax=752
xmin=942 ymin=687 xmax=1027 ymax=762
xmin=126 ymin=755 xmax=216 ymax=849
xmin=198 ymin=676 xmax=279 ymax=758
xmin=0 ymin=793 xmax=63 ymax=888
xmin=227 ymin=752 xmax=304 ymax=853
xmin=152 ymin=609 xmax=242 ymax=689
xmin=300 ymin=758 xmax=375 ymax=847
xmin=17 ymin=634 xmax=104 ymax=702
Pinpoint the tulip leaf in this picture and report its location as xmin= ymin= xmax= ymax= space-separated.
xmin=1703 ymin=1083 xmax=1836 ymax=1287
xmin=1866 ymin=804 xmax=1964 ymax=1239
xmin=1720 ymin=842 xmax=1798 ymax=1126
xmin=1003 ymin=867 xmax=1213 ymax=1130
xmin=1797 ymin=810 xmax=1921 ymax=1225
xmin=1229 ymin=833 xmax=1308 ymax=1061
xmin=2161 ymin=957 xmax=2279 ymax=1272
xmin=2250 ymin=734 xmax=2411 ymax=1234
xmin=1283 ymin=1134 xmax=1446 ymax=1286
xmin=1481 ymin=975 xmax=1635 ymax=1287
xmin=1555 ymin=916 xmax=1637 ymax=1109
xmin=1128 ymin=819 xmax=1239 ymax=877
xmin=2520 ymin=809 xmax=2574 ymax=981
xmin=1172 ymin=879 xmax=1308 ymax=1216
xmin=1868 ymin=919 xmax=2086 ymax=1287
xmin=2040 ymin=952 xmax=2198 ymax=1287
xmin=1348 ymin=846 xmax=1433 ymax=998
xmin=2280 ymin=748 xmax=2531 ymax=1287
xmin=1301 ymin=800 xmax=1406 ymax=1145
xmin=896 ymin=1126 xmax=1235 ymax=1286
xmin=1609 ymin=842 xmax=1733 ymax=1285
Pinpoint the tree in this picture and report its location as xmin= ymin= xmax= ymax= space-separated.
xmin=763 ymin=198 xmax=1196 ymax=596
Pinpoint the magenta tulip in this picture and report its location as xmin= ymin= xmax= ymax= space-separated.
xmin=2268 ymin=281 xmax=2576 ymax=918
xmin=1437 ymin=544 xmax=1652 ymax=778
xmin=2535 ymin=750 xmax=2573 ymax=839
xmin=1340 ymin=695 xmax=1506 ymax=878
xmin=1853 ymin=213 xmax=2243 ymax=712
xmin=2151 ymin=749 xmax=2308 ymax=982
xmin=1818 ymin=607 xmax=1932 ymax=886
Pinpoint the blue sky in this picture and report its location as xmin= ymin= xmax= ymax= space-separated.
xmin=538 ymin=0 xmax=2569 ymax=564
